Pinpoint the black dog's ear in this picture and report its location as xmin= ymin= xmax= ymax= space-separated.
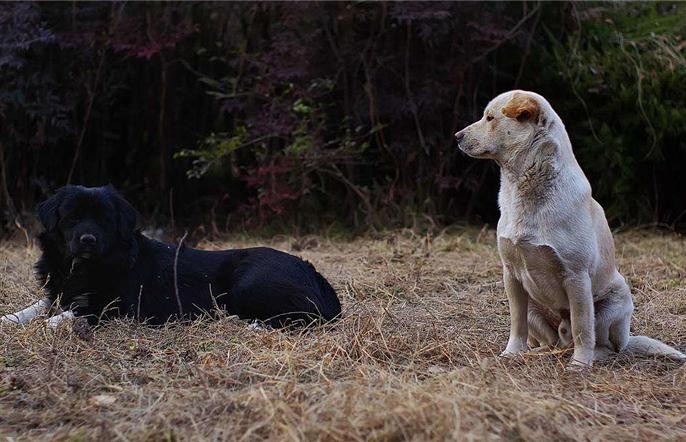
xmin=37 ymin=189 xmax=66 ymax=231
xmin=103 ymin=185 xmax=141 ymax=268
xmin=105 ymin=185 xmax=141 ymax=239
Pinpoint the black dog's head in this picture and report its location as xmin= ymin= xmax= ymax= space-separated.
xmin=37 ymin=185 xmax=140 ymax=266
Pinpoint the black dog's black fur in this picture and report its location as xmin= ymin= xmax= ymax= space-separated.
xmin=36 ymin=185 xmax=341 ymax=327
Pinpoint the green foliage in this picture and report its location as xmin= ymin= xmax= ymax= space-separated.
xmin=175 ymin=126 xmax=248 ymax=179
xmin=174 ymin=64 xmax=374 ymax=223
xmin=547 ymin=3 xmax=686 ymax=224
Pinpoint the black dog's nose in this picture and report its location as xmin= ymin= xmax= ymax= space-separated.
xmin=80 ymin=234 xmax=96 ymax=245
xmin=454 ymin=131 xmax=465 ymax=143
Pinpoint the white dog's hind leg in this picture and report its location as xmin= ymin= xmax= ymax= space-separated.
xmin=527 ymin=304 xmax=559 ymax=348
xmin=0 ymin=298 xmax=51 ymax=324
xmin=601 ymin=276 xmax=684 ymax=360
xmin=593 ymin=346 xmax=615 ymax=361
xmin=598 ymin=275 xmax=633 ymax=351
xmin=557 ymin=319 xmax=572 ymax=347
xmin=46 ymin=310 xmax=75 ymax=328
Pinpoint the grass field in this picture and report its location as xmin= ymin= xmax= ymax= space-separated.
xmin=1 ymin=228 xmax=685 ymax=441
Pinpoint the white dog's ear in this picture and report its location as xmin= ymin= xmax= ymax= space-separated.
xmin=502 ymin=93 xmax=540 ymax=123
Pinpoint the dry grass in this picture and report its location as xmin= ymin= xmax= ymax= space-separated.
xmin=1 ymin=228 xmax=685 ymax=441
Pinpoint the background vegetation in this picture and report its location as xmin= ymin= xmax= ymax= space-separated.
xmin=1 ymin=2 xmax=685 ymax=234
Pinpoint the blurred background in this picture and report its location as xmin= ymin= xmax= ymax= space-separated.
xmin=1 ymin=2 xmax=685 ymax=236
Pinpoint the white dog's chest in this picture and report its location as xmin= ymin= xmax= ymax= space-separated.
xmin=498 ymin=236 xmax=569 ymax=309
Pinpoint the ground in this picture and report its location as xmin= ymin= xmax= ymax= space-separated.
xmin=1 ymin=228 xmax=685 ymax=441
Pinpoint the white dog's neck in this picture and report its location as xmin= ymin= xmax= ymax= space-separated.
xmin=499 ymin=139 xmax=559 ymax=200
xmin=501 ymin=116 xmax=583 ymax=191
xmin=497 ymin=117 xmax=591 ymax=239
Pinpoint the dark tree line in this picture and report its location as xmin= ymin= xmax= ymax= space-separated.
xmin=1 ymin=2 xmax=685 ymax=235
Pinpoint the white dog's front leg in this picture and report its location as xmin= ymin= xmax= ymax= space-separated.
xmin=564 ymin=274 xmax=595 ymax=368
xmin=0 ymin=298 xmax=51 ymax=324
xmin=501 ymin=268 xmax=529 ymax=356
xmin=46 ymin=310 xmax=75 ymax=328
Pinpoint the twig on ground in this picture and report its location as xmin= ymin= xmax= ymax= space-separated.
xmin=173 ymin=231 xmax=188 ymax=317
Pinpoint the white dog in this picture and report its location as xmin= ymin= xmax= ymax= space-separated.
xmin=455 ymin=90 xmax=685 ymax=368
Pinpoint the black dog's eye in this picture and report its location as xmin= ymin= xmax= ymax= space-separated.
xmin=59 ymin=214 xmax=76 ymax=227
xmin=99 ymin=216 xmax=113 ymax=228
xmin=486 ymin=115 xmax=494 ymax=122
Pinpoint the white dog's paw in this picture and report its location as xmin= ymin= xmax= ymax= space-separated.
xmin=501 ymin=336 xmax=529 ymax=356
xmin=499 ymin=350 xmax=525 ymax=359
xmin=565 ymin=358 xmax=592 ymax=373
xmin=529 ymin=345 xmax=554 ymax=354
xmin=500 ymin=342 xmax=528 ymax=358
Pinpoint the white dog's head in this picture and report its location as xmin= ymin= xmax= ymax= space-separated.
xmin=454 ymin=90 xmax=552 ymax=160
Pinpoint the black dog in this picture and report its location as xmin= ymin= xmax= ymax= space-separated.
xmin=31 ymin=185 xmax=341 ymax=327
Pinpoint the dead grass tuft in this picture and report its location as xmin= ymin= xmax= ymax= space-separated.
xmin=1 ymin=228 xmax=685 ymax=440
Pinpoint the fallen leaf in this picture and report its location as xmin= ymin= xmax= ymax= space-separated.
xmin=89 ymin=394 xmax=117 ymax=407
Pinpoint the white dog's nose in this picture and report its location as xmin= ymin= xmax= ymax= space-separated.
xmin=454 ymin=131 xmax=465 ymax=144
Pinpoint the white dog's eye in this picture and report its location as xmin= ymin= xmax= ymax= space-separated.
xmin=486 ymin=115 xmax=494 ymax=122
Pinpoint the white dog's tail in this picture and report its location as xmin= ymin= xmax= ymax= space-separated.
xmin=623 ymin=336 xmax=686 ymax=360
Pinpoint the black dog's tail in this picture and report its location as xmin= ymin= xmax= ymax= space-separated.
xmin=260 ymin=261 xmax=342 ymax=329
xmin=310 ymin=267 xmax=342 ymax=322
xmin=277 ymin=261 xmax=341 ymax=328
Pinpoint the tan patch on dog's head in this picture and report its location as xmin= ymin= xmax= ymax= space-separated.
xmin=502 ymin=93 xmax=540 ymax=123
